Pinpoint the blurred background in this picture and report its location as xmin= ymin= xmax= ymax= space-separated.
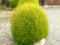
xmin=0 ymin=0 xmax=60 ymax=9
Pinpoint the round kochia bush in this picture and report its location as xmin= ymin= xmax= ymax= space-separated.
xmin=9 ymin=0 xmax=19 ymax=8
xmin=9 ymin=0 xmax=39 ymax=9
xmin=18 ymin=0 xmax=39 ymax=6
xmin=11 ymin=3 xmax=49 ymax=45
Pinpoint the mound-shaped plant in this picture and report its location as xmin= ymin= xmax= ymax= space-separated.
xmin=9 ymin=0 xmax=19 ymax=9
xmin=9 ymin=0 xmax=40 ymax=9
xmin=17 ymin=0 xmax=39 ymax=6
xmin=11 ymin=3 xmax=49 ymax=45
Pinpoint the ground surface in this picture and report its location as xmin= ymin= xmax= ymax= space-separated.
xmin=45 ymin=8 xmax=60 ymax=45
xmin=0 ymin=8 xmax=60 ymax=45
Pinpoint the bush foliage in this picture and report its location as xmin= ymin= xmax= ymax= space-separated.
xmin=11 ymin=0 xmax=49 ymax=45
xmin=18 ymin=0 xmax=39 ymax=6
xmin=9 ymin=0 xmax=40 ymax=9
xmin=9 ymin=0 xmax=19 ymax=8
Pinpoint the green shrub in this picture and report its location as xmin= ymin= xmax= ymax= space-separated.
xmin=11 ymin=3 xmax=49 ymax=45
xmin=9 ymin=0 xmax=19 ymax=9
xmin=9 ymin=0 xmax=40 ymax=9
xmin=17 ymin=0 xmax=39 ymax=6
